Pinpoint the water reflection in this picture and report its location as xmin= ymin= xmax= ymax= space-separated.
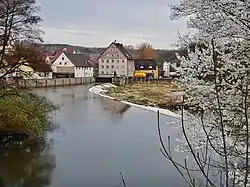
xmin=98 ymin=98 xmax=131 ymax=115
xmin=0 ymin=146 xmax=56 ymax=187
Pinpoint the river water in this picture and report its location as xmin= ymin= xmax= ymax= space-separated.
xmin=0 ymin=85 xmax=187 ymax=187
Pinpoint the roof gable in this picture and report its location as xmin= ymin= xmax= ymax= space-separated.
xmin=98 ymin=41 xmax=133 ymax=60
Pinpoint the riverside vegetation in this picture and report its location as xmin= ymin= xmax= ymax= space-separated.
xmin=0 ymin=88 xmax=58 ymax=149
xmin=0 ymin=0 xmax=58 ymax=149
xmin=107 ymin=83 xmax=184 ymax=110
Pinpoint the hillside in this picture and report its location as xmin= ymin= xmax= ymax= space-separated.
xmin=39 ymin=44 xmax=187 ymax=63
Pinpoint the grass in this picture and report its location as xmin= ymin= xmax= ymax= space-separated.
xmin=107 ymin=83 xmax=184 ymax=110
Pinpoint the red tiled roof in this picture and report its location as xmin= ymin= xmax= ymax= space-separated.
xmin=47 ymin=47 xmax=76 ymax=62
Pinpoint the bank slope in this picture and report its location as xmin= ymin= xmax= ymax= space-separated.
xmin=89 ymin=84 xmax=180 ymax=119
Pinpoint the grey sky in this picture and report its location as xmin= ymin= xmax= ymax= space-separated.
xmin=36 ymin=0 xmax=188 ymax=49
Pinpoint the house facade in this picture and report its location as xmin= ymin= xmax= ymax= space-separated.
xmin=98 ymin=41 xmax=134 ymax=77
xmin=45 ymin=47 xmax=76 ymax=65
xmin=51 ymin=52 xmax=93 ymax=78
xmin=134 ymin=59 xmax=159 ymax=79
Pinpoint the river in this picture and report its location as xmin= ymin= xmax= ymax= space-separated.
xmin=0 ymin=85 xmax=187 ymax=187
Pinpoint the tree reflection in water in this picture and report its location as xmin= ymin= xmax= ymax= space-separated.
xmin=0 ymin=145 xmax=56 ymax=187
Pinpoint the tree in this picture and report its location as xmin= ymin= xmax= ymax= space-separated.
xmin=0 ymin=0 xmax=57 ymax=148
xmin=0 ymin=0 xmax=43 ymax=78
xmin=135 ymin=42 xmax=159 ymax=59
xmin=158 ymin=1 xmax=250 ymax=187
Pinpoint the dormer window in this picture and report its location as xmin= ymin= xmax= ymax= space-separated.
xmin=62 ymin=57 xmax=64 ymax=60
xmin=149 ymin=65 xmax=153 ymax=69
xmin=140 ymin=66 xmax=144 ymax=69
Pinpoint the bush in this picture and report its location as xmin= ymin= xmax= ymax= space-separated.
xmin=0 ymin=89 xmax=58 ymax=142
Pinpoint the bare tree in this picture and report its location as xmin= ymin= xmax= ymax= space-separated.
xmin=0 ymin=0 xmax=43 ymax=79
xmin=135 ymin=42 xmax=159 ymax=60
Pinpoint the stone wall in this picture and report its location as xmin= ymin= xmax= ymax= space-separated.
xmin=16 ymin=77 xmax=95 ymax=88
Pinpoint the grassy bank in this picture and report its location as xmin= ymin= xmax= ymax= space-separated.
xmin=0 ymin=89 xmax=58 ymax=149
xmin=107 ymin=83 xmax=184 ymax=110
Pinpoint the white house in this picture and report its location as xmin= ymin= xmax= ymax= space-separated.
xmin=98 ymin=41 xmax=134 ymax=77
xmin=51 ymin=52 xmax=93 ymax=78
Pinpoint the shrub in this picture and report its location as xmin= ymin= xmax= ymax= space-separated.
xmin=0 ymin=89 xmax=58 ymax=142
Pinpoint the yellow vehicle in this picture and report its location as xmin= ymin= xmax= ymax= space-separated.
xmin=134 ymin=72 xmax=146 ymax=78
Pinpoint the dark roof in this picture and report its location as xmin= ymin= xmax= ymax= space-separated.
xmin=134 ymin=59 xmax=157 ymax=70
xmin=65 ymin=53 xmax=92 ymax=67
xmin=113 ymin=42 xmax=133 ymax=59
xmin=31 ymin=62 xmax=52 ymax=72
xmin=97 ymin=41 xmax=134 ymax=60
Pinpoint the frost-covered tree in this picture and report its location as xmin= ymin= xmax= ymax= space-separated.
xmin=158 ymin=1 xmax=250 ymax=187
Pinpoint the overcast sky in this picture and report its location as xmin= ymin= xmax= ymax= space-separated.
xmin=36 ymin=0 xmax=189 ymax=49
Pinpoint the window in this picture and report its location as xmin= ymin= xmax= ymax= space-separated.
xmin=62 ymin=57 xmax=64 ymax=60
xmin=117 ymin=60 xmax=119 ymax=63
xmin=102 ymin=59 xmax=104 ymax=62
xmin=101 ymin=65 xmax=104 ymax=69
xmin=111 ymin=65 xmax=114 ymax=68
xmin=101 ymin=71 xmax=104 ymax=74
xmin=149 ymin=65 xmax=153 ymax=69
xmin=121 ymin=65 xmax=124 ymax=69
xmin=122 ymin=60 xmax=125 ymax=63
xmin=140 ymin=66 xmax=144 ymax=69
xmin=112 ymin=59 xmax=114 ymax=63
xmin=106 ymin=60 xmax=109 ymax=63
xmin=59 ymin=62 xmax=62 ymax=65
xmin=117 ymin=54 xmax=119 ymax=57
xmin=65 ymin=62 xmax=67 ymax=65
xmin=106 ymin=65 xmax=109 ymax=68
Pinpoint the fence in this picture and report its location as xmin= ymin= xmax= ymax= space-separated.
xmin=112 ymin=77 xmax=173 ymax=85
xmin=12 ymin=77 xmax=95 ymax=88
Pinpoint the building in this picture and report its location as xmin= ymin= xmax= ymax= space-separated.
xmin=98 ymin=41 xmax=134 ymax=77
xmin=2 ymin=61 xmax=53 ymax=79
xmin=134 ymin=59 xmax=159 ymax=79
xmin=51 ymin=52 xmax=93 ymax=78
xmin=162 ymin=61 xmax=178 ymax=77
xmin=45 ymin=47 xmax=77 ymax=65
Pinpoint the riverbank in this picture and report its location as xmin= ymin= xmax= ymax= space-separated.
xmin=89 ymin=84 xmax=181 ymax=118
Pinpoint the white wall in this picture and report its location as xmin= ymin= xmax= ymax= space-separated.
xmin=99 ymin=58 xmax=127 ymax=76
xmin=163 ymin=62 xmax=170 ymax=77
xmin=51 ymin=53 xmax=75 ymax=73
xmin=75 ymin=67 xmax=94 ymax=77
